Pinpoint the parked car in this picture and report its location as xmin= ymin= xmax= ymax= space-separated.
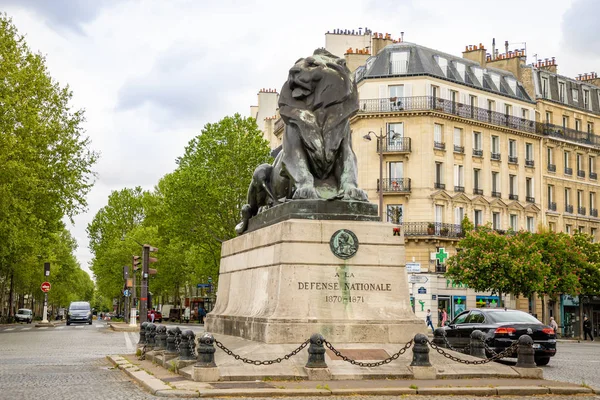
xmin=15 ymin=308 xmax=33 ymax=323
xmin=442 ymin=308 xmax=557 ymax=366
xmin=67 ymin=301 xmax=92 ymax=325
xmin=168 ymin=307 xmax=190 ymax=322
xmin=148 ymin=310 xmax=162 ymax=322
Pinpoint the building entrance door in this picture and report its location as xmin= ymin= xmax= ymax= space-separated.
xmin=438 ymin=296 xmax=451 ymax=326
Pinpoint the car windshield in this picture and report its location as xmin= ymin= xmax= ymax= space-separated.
xmin=70 ymin=304 xmax=90 ymax=311
xmin=487 ymin=310 xmax=541 ymax=324
xmin=18 ymin=309 xmax=31 ymax=315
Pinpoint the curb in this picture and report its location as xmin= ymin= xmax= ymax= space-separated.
xmin=107 ymin=355 xmax=595 ymax=398
xmin=109 ymin=323 xmax=140 ymax=332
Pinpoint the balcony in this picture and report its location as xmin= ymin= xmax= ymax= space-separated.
xmin=566 ymin=204 xmax=574 ymax=214
xmin=537 ymin=122 xmax=600 ymax=148
xmin=473 ymin=149 xmax=483 ymax=157
xmin=454 ymin=185 xmax=465 ymax=192
xmin=492 ymin=191 xmax=501 ymax=198
xmin=377 ymin=178 xmax=411 ymax=193
xmin=525 ymin=159 xmax=535 ymax=167
xmin=473 ymin=188 xmax=483 ymax=195
xmin=509 ymin=194 xmax=519 ymax=200
xmin=548 ymin=163 xmax=556 ymax=172
xmin=377 ymin=138 xmax=412 ymax=153
xmin=591 ymin=208 xmax=598 ymax=217
xmin=591 ymin=172 xmax=598 ymax=180
xmin=565 ymin=167 xmax=573 ymax=175
xmin=454 ymin=145 xmax=464 ymax=154
xmin=434 ymin=141 xmax=446 ymax=150
xmin=508 ymin=156 xmax=518 ymax=164
xmin=578 ymin=170 xmax=586 ymax=178
xmin=491 ymin=152 xmax=501 ymax=161
xmin=401 ymin=222 xmax=463 ymax=238
xmin=434 ymin=182 xmax=446 ymax=190
xmin=435 ymin=264 xmax=447 ymax=274
xmin=548 ymin=202 xmax=557 ymax=211
xmin=579 ymin=206 xmax=587 ymax=215
xmin=356 ymin=96 xmax=537 ymax=134
xmin=526 ymin=196 xmax=535 ymax=203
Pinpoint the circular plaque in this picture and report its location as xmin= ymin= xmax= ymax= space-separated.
xmin=330 ymin=229 xmax=359 ymax=259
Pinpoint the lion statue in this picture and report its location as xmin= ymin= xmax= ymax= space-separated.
xmin=235 ymin=48 xmax=368 ymax=234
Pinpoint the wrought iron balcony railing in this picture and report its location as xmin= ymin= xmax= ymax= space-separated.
xmin=509 ymin=194 xmax=519 ymax=200
xmin=526 ymin=196 xmax=535 ymax=203
xmin=565 ymin=167 xmax=573 ymax=175
xmin=525 ymin=159 xmax=534 ymax=167
xmin=377 ymin=178 xmax=411 ymax=193
xmin=377 ymin=138 xmax=412 ymax=153
xmin=536 ymin=122 xmax=600 ymax=148
xmin=435 ymin=264 xmax=447 ymax=274
xmin=591 ymin=172 xmax=598 ymax=180
xmin=578 ymin=207 xmax=587 ymax=215
xmin=508 ymin=156 xmax=518 ymax=164
xmin=473 ymin=188 xmax=483 ymax=195
xmin=434 ymin=182 xmax=446 ymax=190
xmin=591 ymin=208 xmax=598 ymax=217
xmin=548 ymin=202 xmax=557 ymax=211
xmin=454 ymin=185 xmax=464 ymax=192
xmin=548 ymin=164 xmax=556 ymax=172
xmin=401 ymin=222 xmax=463 ymax=238
xmin=491 ymin=152 xmax=501 ymax=161
xmin=578 ymin=170 xmax=586 ymax=178
xmin=454 ymin=145 xmax=464 ymax=154
xmin=472 ymin=149 xmax=483 ymax=157
xmin=566 ymin=204 xmax=574 ymax=213
xmin=492 ymin=191 xmax=502 ymax=198
xmin=434 ymin=141 xmax=446 ymax=150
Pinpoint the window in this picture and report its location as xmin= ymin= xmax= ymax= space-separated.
xmin=575 ymin=119 xmax=582 ymax=132
xmin=549 ymin=222 xmax=556 ymax=232
xmin=492 ymin=212 xmax=501 ymax=230
xmin=390 ymin=51 xmax=409 ymax=74
xmin=492 ymin=171 xmax=500 ymax=194
xmin=564 ymin=151 xmax=570 ymax=168
xmin=488 ymin=99 xmax=495 ymax=112
xmin=387 ymin=123 xmax=404 ymax=146
xmin=388 ymin=85 xmax=404 ymax=99
xmin=469 ymin=95 xmax=477 ymax=108
xmin=456 ymin=62 xmax=466 ymax=80
xmin=545 ymin=111 xmax=552 ymax=124
xmin=387 ymin=205 xmax=403 ymax=224
xmin=565 ymin=188 xmax=571 ymax=208
xmin=592 ymin=228 xmax=597 ymax=242
xmin=522 ymin=108 xmax=529 ymax=119
xmin=434 ymin=123 xmax=443 ymax=145
xmin=431 ymin=85 xmax=439 ymax=98
xmin=562 ymin=116 xmax=569 ymax=130
xmin=474 ymin=209 xmax=483 ymax=226
xmin=474 ymin=168 xmax=481 ymax=190
xmin=589 ymin=156 xmax=596 ymax=174
xmin=435 ymin=162 xmax=443 ymax=185
xmin=526 ymin=217 xmax=535 ymax=232
xmin=491 ymin=135 xmax=500 ymax=153
xmin=455 ymin=206 xmax=465 ymax=225
xmin=590 ymin=192 xmax=596 ymax=210
xmin=542 ymin=77 xmax=549 ymax=98
xmin=504 ymin=104 xmax=512 ymax=116
xmin=578 ymin=190 xmax=584 ymax=208
xmin=435 ymin=204 xmax=443 ymax=223
xmin=584 ymin=89 xmax=590 ymax=109
xmin=473 ymin=132 xmax=482 ymax=151
xmin=510 ymin=214 xmax=518 ymax=231
xmin=454 ymin=165 xmax=464 ymax=188
xmin=509 ymin=175 xmax=517 ymax=196
xmin=579 ymin=226 xmax=585 ymax=233
xmin=449 ymin=90 xmax=458 ymax=105
xmin=577 ymin=154 xmax=583 ymax=172
xmin=472 ymin=67 xmax=483 ymax=84
xmin=435 ymin=56 xmax=448 ymax=76
xmin=388 ymin=161 xmax=404 ymax=179
xmin=588 ymin=122 xmax=594 ymax=134
xmin=548 ymin=185 xmax=554 ymax=207
xmin=454 ymin=128 xmax=463 ymax=148
xmin=526 ymin=143 xmax=533 ymax=162
xmin=490 ymin=73 xmax=501 ymax=89
xmin=526 ymin=177 xmax=533 ymax=199
xmin=572 ymin=88 xmax=579 ymax=102
xmin=547 ymin=147 xmax=553 ymax=165
xmin=566 ymin=224 xmax=572 ymax=234
xmin=506 ymin=77 xmax=517 ymax=94
xmin=509 ymin=140 xmax=517 ymax=157
xmin=558 ymin=81 xmax=565 ymax=102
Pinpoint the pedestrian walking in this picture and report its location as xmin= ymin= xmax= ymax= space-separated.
xmin=441 ymin=308 xmax=448 ymax=327
xmin=150 ymin=308 xmax=156 ymax=323
xmin=549 ymin=317 xmax=558 ymax=334
xmin=583 ymin=315 xmax=594 ymax=341
xmin=425 ymin=309 xmax=434 ymax=333
xmin=198 ymin=306 xmax=207 ymax=324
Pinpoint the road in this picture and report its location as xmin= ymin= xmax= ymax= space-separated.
xmin=0 ymin=322 xmax=598 ymax=400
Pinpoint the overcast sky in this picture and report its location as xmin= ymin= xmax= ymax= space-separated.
xmin=1 ymin=0 xmax=598 ymax=277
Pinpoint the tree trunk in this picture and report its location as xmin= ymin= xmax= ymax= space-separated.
xmin=7 ymin=272 xmax=14 ymax=317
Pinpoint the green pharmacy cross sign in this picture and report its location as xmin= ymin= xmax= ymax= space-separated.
xmin=435 ymin=247 xmax=449 ymax=264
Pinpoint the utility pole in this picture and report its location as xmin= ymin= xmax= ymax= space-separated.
xmin=41 ymin=263 xmax=50 ymax=323
xmin=140 ymin=244 xmax=158 ymax=324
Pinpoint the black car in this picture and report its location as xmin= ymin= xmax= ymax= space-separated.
xmin=67 ymin=301 xmax=92 ymax=325
xmin=443 ymin=308 xmax=556 ymax=366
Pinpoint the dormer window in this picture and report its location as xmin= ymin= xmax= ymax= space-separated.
xmin=390 ymin=52 xmax=408 ymax=74
xmin=365 ymin=56 xmax=375 ymax=72
xmin=506 ymin=77 xmax=517 ymax=94
xmin=583 ymin=89 xmax=590 ymax=109
xmin=542 ymin=77 xmax=549 ymax=98
xmin=455 ymin=62 xmax=466 ymax=81
xmin=558 ymin=81 xmax=565 ymax=102
xmin=490 ymin=73 xmax=501 ymax=90
xmin=435 ymin=56 xmax=448 ymax=77
xmin=573 ymin=88 xmax=579 ymax=102
xmin=472 ymin=67 xmax=483 ymax=84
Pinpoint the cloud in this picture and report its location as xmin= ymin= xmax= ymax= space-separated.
xmin=561 ymin=0 xmax=600 ymax=54
xmin=0 ymin=0 xmax=115 ymax=34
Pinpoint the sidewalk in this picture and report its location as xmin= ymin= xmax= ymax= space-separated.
xmin=108 ymin=354 xmax=598 ymax=398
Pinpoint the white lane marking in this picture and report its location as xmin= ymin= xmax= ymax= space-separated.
xmin=129 ymin=332 xmax=139 ymax=346
xmin=5 ymin=328 xmax=15 ymax=331
xmin=124 ymin=332 xmax=135 ymax=353
xmin=75 ymin=326 xmax=84 ymax=329
xmin=21 ymin=328 xmax=32 ymax=331
xmin=56 ymin=326 xmax=64 ymax=329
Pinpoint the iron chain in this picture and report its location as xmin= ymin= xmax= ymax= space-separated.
xmin=323 ymin=340 xmax=413 ymax=367
xmin=428 ymin=339 xmax=519 ymax=365
xmin=139 ymin=344 xmax=147 ymax=361
xmin=214 ymin=338 xmax=310 ymax=365
xmin=484 ymin=343 xmax=499 ymax=357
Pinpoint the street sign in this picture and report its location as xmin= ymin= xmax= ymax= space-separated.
xmin=418 ymin=286 xmax=427 ymax=294
xmin=123 ymin=289 xmax=130 ymax=297
xmin=435 ymin=248 xmax=449 ymax=263
xmin=405 ymin=262 xmax=421 ymax=273
xmin=409 ymin=275 xmax=429 ymax=284
xmin=208 ymin=276 xmax=212 ymax=282
xmin=41 ymin=282 xmax=51 ymax=292
xmin=197 ymin=283 xmax=211 ymax=288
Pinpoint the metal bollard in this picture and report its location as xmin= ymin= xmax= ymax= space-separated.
xmin=155 ymin=325 xmax=167 ymax=350
xmin=166 ymin=327 xmax=180 ymax=353
xmin=179 ymin=330 xmax=196 ymax=360
xmin=146 ymin=323 xmax=156 ymax=349
xmin=196 ymin=332 xmax=217 ymax=367
xmin=305 ymin=333 xmax=327 ymax=368
xmin=433 ymin=328 xmax=447 ymax=348
xmin=515 ymin=334 xmax=536 ymax=368
xmin=469 ymin=330 xmax=487 ymax=359
xmin=138 ymin=321 xmax=148 ymax=345
xmin=410 ymin=333 xmax=431 ymax=367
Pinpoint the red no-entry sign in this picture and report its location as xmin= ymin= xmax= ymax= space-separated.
xmin=41 ymin=282 xmax=51 ymax=292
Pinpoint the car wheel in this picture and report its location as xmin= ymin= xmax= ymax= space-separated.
xmin=534 ymin=357 xmax=550 ymax=366
xmin=88 ymin=320 xmax=92 ymax=325
xmin=67 ymin=321 xmax=71 ymax=326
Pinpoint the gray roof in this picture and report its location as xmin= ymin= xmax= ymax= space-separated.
xmin=355 ymin=42 xmax=533 ymax=103
xmin=534 ymin=69 xmax=600 ymax=114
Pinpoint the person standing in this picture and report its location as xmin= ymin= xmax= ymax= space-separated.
xmin=441 ymin=308 xmax=448 ymax=327
xmin=437 ymin=307 xmax=443 ymax=327
xmin=150 ymin=308 xmax=156 ymax=323
xmin=583 ymin=315 xmax=594 ymax=341
xmin=549 ymin=317 xmax=558 ymax=335
xmin=198 ymin=306 xmax=207 ymax=325
xmin=425 ymin=309 xmax=434 ymax=333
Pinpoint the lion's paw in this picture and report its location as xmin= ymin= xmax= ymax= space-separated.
xmin=343 ymin=187 xmax=369 ymax=202
xmin=293 ymin=185 xmax=319 ymax=199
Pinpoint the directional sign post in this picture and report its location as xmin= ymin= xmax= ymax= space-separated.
xmin=41 ymin=280 xmax=51 ymax=324
xmin=409 ymin=275 xmax=429 ymax=284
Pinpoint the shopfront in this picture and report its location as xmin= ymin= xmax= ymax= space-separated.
xmin=560 ymin=295 xmax=580 ymax=338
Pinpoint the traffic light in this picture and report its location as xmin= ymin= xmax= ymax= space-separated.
xmin=133 ymin=256 xmax=141 ymax=271
xmin=123 ymin=265 xmax=130 ymax=280
xmin=44 ymin=262 xmax=50 ymax=277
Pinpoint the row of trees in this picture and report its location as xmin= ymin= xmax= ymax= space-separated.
xmin=88 ymin=115 xmax=272 ymax=307
xmin=446 ymin=219 xmax=600 ymax=307
xmin=0 ymin=15 xmax=97 ymax=320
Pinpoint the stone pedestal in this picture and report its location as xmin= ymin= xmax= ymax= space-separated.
xmin=206 ymin=217 xmax=424 ymax=344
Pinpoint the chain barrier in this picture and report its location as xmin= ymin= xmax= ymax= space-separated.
xmin=441 ymin=335 xmax=462 ymax=353
xmin=138 ymin=344 xmax=147 ymax=361
xmin=214 ymin=338 xmax=310 ymax=365
xmin=428 ymin=339 xmax=519 ymax=365
xmin=323 ymin=340 xmax=413 ymax=367
xmin=484 ymin=343 xmax=499 ymax=357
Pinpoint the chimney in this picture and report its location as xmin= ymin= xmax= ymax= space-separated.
xmin=400 ymin=31 xmax=404 ymax=42
xmin=504 ymin=40 xmax=509 ymax=57
xmin=492 ymin=38 xmax=496 ymax=60
xmin=462 ymin=43 xmax=487 ymax=67
xmin=578 ymin=71 xmax=600 ymax=87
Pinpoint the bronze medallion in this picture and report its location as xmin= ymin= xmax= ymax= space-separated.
xmin=330 ymin=229 xmax=359 ymax=259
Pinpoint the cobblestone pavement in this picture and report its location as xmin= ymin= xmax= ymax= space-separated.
xmin=1 ymin=322 xmax=599 ymax=400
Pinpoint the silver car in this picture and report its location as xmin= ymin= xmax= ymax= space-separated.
xmin=15 ymin=308 xmax=33 ymax=323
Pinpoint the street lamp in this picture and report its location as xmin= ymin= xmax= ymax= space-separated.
xmin=363 ymin=128 xmax=402 ymax=221
xmin=121 ymin=234 xmax=143 ymax=326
